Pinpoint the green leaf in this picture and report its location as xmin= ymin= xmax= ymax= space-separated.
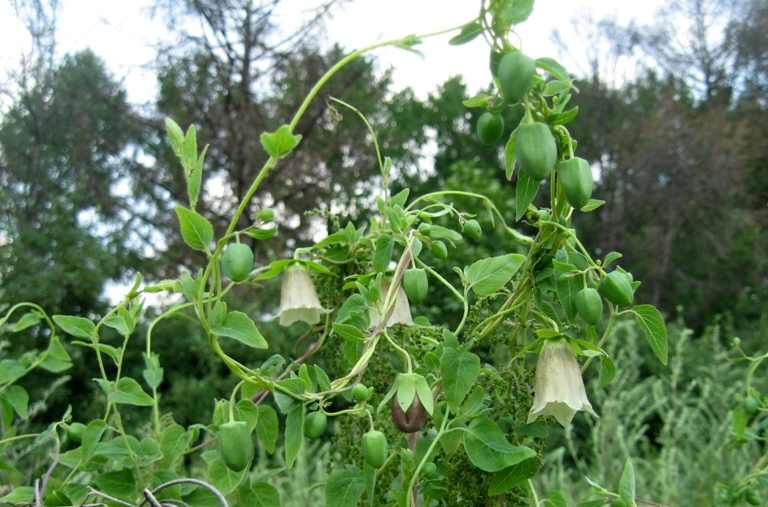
xmin=285 ymin=407 xmax=303 ymax=469
xmin=256 ymin=405 xmax=278 ymax=453
xmin=208 ymin=460 xmax=247 ymax=495
xmin=94 ymin=469 xmax=135 ymax=501
xmin=82 ymin=419 xmax=107 ymax=463
xmin=0 ymin=359 xmax=26 ymax=385
xmin=545 ymin=490 xmax=568 ymax=507
xmin=332 ymin=323 xmax=367 ymax=342
xmin=733 ymin=406 xmax=747 ymax=439
xmin=546 ymin=106 xmax=579 ymax=125
xmin=535 ymin=57 xmax=572 ymax=84
xmin=580 ymin=199 xmax=605 ymax=212
xmin=188 ymin=144 xmax=208 ymax=209
xmin=5 ymin=385 xmax=29 ymax=420
xmin=103 ymin=314 xmax=130 ymax=336
xmin=40 ymin=335 xmax=72 ymax=373
xmin=161 ymin=424 xmax=193 ymax=468
xmin=0 ymin=488 xmax=34 ymax=504
xmin=175 ymin=206 xmax=214 ymax=252
xmin=53 ymin=315 xmax=95 ymax=340
xmin=598 ymin=354 xmax=616 ymax=389
xmin=372 ymin=234 xmax=394 ymax=273
xmin=325 ymin=466 xmax=366 ymax=507
xmin=632 ymin=305 xmax=668 ymax=365
xmin=240 ymin=482 xmax=282 ymax=507
xmin=502 ymin=0 xmax=535 ymax=25
xmin=428 ymin=224 xmax=463 ymax=242
xmin=619 ymin=459 xmax=637 ymax=506
xmin=542 ymin=80 xmax=572 ymax=96
xmin=211 ymin=311 xmax=267 ymax=349
xmin=463 ymin=416 xmax=537 ymax=472
xmin=440 ymin=348 xmax=481 ymax=414
xmin=12 ymin=312 xmax=40 ymax=332
xmin=260 ymin=125 xmax=301 ymax=159
xmin=143 ymin=352 xmax=164 ymax=390
xmin=109 ymin=377 xmax=155 ymax=406
xmin=465 ymin=254 xmax=526 ymax=296
xmin=505 ymin=130 xmax=517 ymax=180
xmin=449 ymin=21 xmax=483 ymax=45
xmin=137 ymin=438 xmax=163 ymax=467
xmin=462 ymin=93 xmax=492 ymax=109
xmin=488 ymin=457 xmax=539 ymax=495
xmin=515 ymin=170 xmax=541 ymax=221
xmin=236 ymin=399 xmax=260 ymax=431
xmin=165 ymin=118 xmax=185 ymax=157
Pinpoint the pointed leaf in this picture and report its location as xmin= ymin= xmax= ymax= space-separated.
xmin=619 ymin=459 xmax=637 ymax=505
xmin=465 ymin=254 xmax=526 ymax=296
xmin=211 ymin=311 xmax=267 ymax=349
xmin=463 ymin=416 xmax=537 ymax=472
xmin=284 ymin=407 xmax=303 ymax=469
xmin=260 ymin=125 xmax=301 ymax=159
xmin=515 ymin=170 xmax=541 ymax=220
xmin=175 ymin=206 xmax=213 ymax=252
xmin=325 ymin=466 xmax=366 ymax=507
xmin=53 ymin=315 xmax=95 ymax=340
xmin=440 ymin=348 xmax=481 ymax=414
xmin=109 ymin=377 xmax=155 ymax=406
xmin=488 ymin=457 xmax=539 ymax=495
xmin=632 ymin=305 xmax=668 ymax=365
xmin=12 ymin=312 xmax=40 ymax=332
xmin=449 ymin=21 xmax=484 ymax=45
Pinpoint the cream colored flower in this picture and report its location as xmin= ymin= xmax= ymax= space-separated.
xmin=527 ymin=338 xmax=598 ymax=427
xmin=278 ymin=264 xmax=326 ymax=326
xmin=369 ymin=283 xmax=413 ymax=329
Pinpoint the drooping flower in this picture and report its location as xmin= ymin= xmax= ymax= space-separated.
xmin=369 ymin=283 xmax=413 ymax=329
xmin=278 ymin=263 xmax=326 ymax=326
xmin=527 ymin=338 xmax=598 ymax=427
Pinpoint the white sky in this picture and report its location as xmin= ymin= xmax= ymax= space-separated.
xmin=0 ymin=0 xmax=665 ymax=105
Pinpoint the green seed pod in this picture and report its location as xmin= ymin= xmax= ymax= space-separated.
xmin=574 ymin=288 xmax=603 ymax=325
xmin=361 ymin=430 xmax=389 ymax=468
xmin=558 ymin=157 xmax=593 ymax=209
xmin=403 ymin=268 xmax=429 ymax=304
xmin=222 ymin=243 xmax=254 ymax=282
xmin=430 ymin=241 xmax=448 ymax=260
xmin=463 ymin=219 xmax=482 ymax=240
xmin=744 ymin=396 xmax=758 ymax=415
xmin=418 ymin=223 xmax=431 ymax=236
xmin=259 ymin=207 xmax=274 ymax=221
xmin=598 ymin=271 xmax=635 ymax=307
xmin=498 ymin=51 xmax=536 ymax=103
xmin=477 ymin=112 xmax=505 ymax=145
xmin=515 ymin=122 xmax=557 ymax=181
xmin=422 ymin=462 xmax=438 ymax=478
xmin=746 ymin=491 xmax=761 ymax=506
xmin=352 ymin=383 xmax=370 ymax=403
xmin=304 ymin=411 xmax=328 ymax=439
xmin=67 ymin=422 xmax=86 ymax=444
xmin=218 ymin=421 xmax=253 ymax=472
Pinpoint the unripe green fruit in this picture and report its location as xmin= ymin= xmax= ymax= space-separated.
xmin=352 ymin=384 xmax=370 ymax=403
xmin=222 ymin=243 xmax=254 ymax=282
xmin=361 ymin=430 xmax=388 ymax=468
xmin=463 ymin=219 xmax=482 ymax=240
xmin=259 ymin=207 xmax=274 ymax=221
xmin=403 ymin=268 xmax=429 ymax=304
xmin=498 ymin=51 xmax=536 ymax=103
xmin=574 ymin=288 xmax=603 ymax=325
xmin=422 ymin=462 xmax=438 ymax=478
xmin=218 ymin=421 xmax=253 ymax=472
xmin=599 ymin=271 xmax=635 ymax=307
xmin=418 ymin=223 xmax=431 ymax=236
xmin=304 ymin=411 xmax=328 ymax=439
xmin=430 ymin=241 xmax=448 ymax=260
xmin=744 ymin=396 xmax=758 ymax=415
xmin=515 ymin=122 xmax=557 ymax=181
xmin=537 ymin=209 xmax=551 ymax=222
xmin=558 ymin=157 xmax=593 ymax=209
xmin=746 ymin=491 xmax=761 ymax=506
xmin=477 ymin=112 xmax=505 ymax=145
xmin=67 ymin=422 xmax=86 ymax=444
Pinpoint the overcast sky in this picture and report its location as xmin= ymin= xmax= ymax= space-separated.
xmin=0 ymin=0 xmax=664 ymax=104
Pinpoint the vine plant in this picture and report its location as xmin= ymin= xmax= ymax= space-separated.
xmin=8 ymin=0 xmax=748 ymax=506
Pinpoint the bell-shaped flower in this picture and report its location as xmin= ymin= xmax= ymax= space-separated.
xmin=278 ymin=264 xmax=326 ymax=326
xmin=369 ymin=283 xmax=413 ymax=329
xmin=527 ymin=338 xmax=598 ymax=427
